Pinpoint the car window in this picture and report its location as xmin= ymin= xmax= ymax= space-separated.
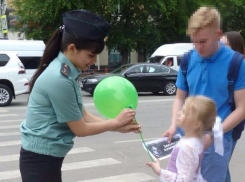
xmin=18 ymin=57 xmax=41 ymax=69
xmin=126 ymin=65 xmax=144 ymax=74
xmin=111 ymin=64 xmax=132 ymax=73
xmin=146 ymin=65 xmax=163 ymax=73
xmin=162 ymin=57 xmax=174 ymax=67
xmin=0 ymin=54 xmax=10 ymax=67
xmin=161 ymin=66 xmax=170 ymax=73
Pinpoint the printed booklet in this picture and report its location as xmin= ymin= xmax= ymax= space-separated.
xmin=143 ymin=134 xmax=181 ymax=161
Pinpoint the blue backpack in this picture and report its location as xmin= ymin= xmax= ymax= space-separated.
xmin=180 ymin=50 xmax=245 ymax=141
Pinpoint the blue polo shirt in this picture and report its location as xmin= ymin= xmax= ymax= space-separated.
xmin=176 ymin=43 xmax=245 ymax=139
xmin=20 ymin=52 xmax=83 ymax=157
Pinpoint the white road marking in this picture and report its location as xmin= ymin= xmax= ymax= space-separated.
xmin=114 ymin=138 xmax=158 ymax=144
xmin=0 ymin=170 xmax=20 ymax=180
xmin=62 ymin=158 xmax=120 ymax=171
xmin=0 ymin=107 xmax=26 ymax=110
xmin=0 ymin=147 xmax=95 ymax=162
xmin=0 ymin=119 xmax=23 ymax=123
xmin=78 ymin=173 xmax=155 ymax=182
xmin=0 ymin=98 xmax=174 ymax=111
xmin=0 ymin=114 xmax=18 ymax=117
xmin=0 ymin=125 xmax=19 ymax=130
xmin=0 ymin=158 xmax=120 ymax=180
xmin=0 ymin=140 xmax=21 ymax=147
xmin=0 ymin=132 xmax=20 ymax=137
xmin=68 ymin=147 xmax=95 ymax=154
xmin=0 ymin=110 xmax=9 ymax=113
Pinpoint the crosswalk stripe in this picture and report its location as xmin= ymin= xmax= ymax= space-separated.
xmin=0 ymin=98 xmax=175 ymax=111
xmin=0 ymin=132 xmax=20 ymax=137
xmin=0 ymin=107 xmax=26 ymax=110
xmin=62 ymin=158 xmax=120 ymax=171
xmin=0 ymin=109 xmax=9 ymax=113
xmin=0 ymin=147 xmax=95 ymax=162
xmin=0 ymin=114 xmax=18 ymax=117
xmin=0 ymin=158 xmax=120 ymax=180
xmin=0 ymin=119 xmax=23 ymax=123
xmin=0 ymin=170 xmax=20 ymax=180
xmin=78 ymin=173 xmax=155 ymax=182
xmin=0 ymin=125 xmax=19 ymax=130
xmin=68 ymin=147 xmax=95 ymax=154
xmin=0 ymin=140 xmax=21 ymax=147
xmin=114 ymin=138 xmax=158 ymax=144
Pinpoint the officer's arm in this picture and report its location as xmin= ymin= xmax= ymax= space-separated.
xmin=67 ymin=118 xmax=117 ymax=137
xmin=222 ymin=88 xmax=245 ymax=133
xmin=82 ymin=108 xmax=105 ymax=123
xmin=66 ymin=108 xmax=136 ymax=137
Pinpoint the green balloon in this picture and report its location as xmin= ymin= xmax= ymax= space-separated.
xmin=93 ymin=76 xmax=138 ymax=119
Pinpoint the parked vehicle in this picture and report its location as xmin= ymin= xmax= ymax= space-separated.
xmin=0 ymin=51 xmax=29 ymax=106
xmin=80 ymin=63 xmax=177 ymax=95
xmin=150 ymin=43 xmax=194 ymax=71
xmin=0 ymin=40 xmax=45 ymax=81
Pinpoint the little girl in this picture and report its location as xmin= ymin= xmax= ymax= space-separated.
xmin=146 ymin=95 xmax=217 ymax=182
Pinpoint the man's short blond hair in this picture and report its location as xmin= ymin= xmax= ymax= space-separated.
xmin=187 ymin=6 xmax=221 ymax=36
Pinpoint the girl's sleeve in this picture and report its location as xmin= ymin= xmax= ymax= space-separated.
xmin=159 ymin=144 xmax=199 ymax=182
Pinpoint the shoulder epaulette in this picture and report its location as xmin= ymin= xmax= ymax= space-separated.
xmin=60 ymin=63 xmax=70 ymax=78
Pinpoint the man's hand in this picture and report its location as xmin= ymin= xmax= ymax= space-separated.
xmin=161 ymin=125 xmax=176 ymax=143
xmin=203 ymin=133 xmax=213 ymax=150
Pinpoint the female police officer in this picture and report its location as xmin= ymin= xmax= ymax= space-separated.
xmin=19 ymin=9 xmax=140 ymax=182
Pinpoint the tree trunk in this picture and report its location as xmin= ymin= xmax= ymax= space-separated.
xmin=121 ymin=49 xmax=129 ymax=65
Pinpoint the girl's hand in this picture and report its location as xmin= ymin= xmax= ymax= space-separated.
xmin=114 ymin=120 xmax=141 ymax=133
xmin=114 ymin=109 xmax=136 ymax=127
xmin=146 ymin=159 xmax=161 ymax=176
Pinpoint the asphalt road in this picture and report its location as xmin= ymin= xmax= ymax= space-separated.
xmin=0 ymin=92 xmax=244 ymax=182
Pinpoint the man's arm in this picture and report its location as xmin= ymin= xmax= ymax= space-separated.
xmin=222 ymin=88 xmax=245 ymax=133
xmin=162 ymin=88 xmax=188 ymax=142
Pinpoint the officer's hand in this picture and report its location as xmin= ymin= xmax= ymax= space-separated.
xmin=115 ymin=108 xmax=136 ymax=127
xmin=161 ymin=125 xmax=176 ymax=143
xmin=114 ymin=120 xmax=141 ymax=133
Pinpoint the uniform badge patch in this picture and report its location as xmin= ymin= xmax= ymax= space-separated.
xmin=60 ymin=63 xmax=70 ymax=77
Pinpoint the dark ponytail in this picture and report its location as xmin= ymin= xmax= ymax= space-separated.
xmin=29 ymin=28 xmax=105 ymax=94
xmin=29 ymin=29 xmax=62 ymax=93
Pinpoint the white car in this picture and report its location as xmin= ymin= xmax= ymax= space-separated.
xmin=0 ymin=40 xmax=45 ymax=82
xmin=150 ymin=43 xmax=194 ymax=71
xmin=0 ymin=51 xmax=29 ymax=106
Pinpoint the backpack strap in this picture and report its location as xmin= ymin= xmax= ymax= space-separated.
xmin=180 ymin=50 xmax=194 ymax=90
xmin=227 ymin=51 xmax=244 ymax=109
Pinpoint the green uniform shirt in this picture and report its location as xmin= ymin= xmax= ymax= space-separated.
xmin=20 ymin=52 xmax=83 ymax=157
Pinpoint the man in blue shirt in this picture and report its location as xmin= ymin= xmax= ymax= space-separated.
xmin=162 ymin=6 xmax=245 ymax=182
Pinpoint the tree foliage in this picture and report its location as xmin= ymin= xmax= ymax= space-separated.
xmin=12 ymin=0 xmax=245 ymax=63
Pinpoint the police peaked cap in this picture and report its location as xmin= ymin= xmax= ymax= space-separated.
xmin=62 ymin=9 xmax=110 ymax=42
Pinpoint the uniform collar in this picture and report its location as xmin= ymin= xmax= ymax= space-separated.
xmin=197 ymin=42 xmax=225 ymax=62
xmin=57 ymin=52 xmax=81 ymax=79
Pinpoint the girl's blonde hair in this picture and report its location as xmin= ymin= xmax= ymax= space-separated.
xmin=185 ymin=95 xmax=217 ymax=133
xmin=187 ymin=6 xmax=220 ymax=36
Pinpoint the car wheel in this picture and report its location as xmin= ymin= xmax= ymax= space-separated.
xmin=163 ymin=81 xmax=176 ymax=95
xmin=0 ymin=84 xmax=13 ymax=106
